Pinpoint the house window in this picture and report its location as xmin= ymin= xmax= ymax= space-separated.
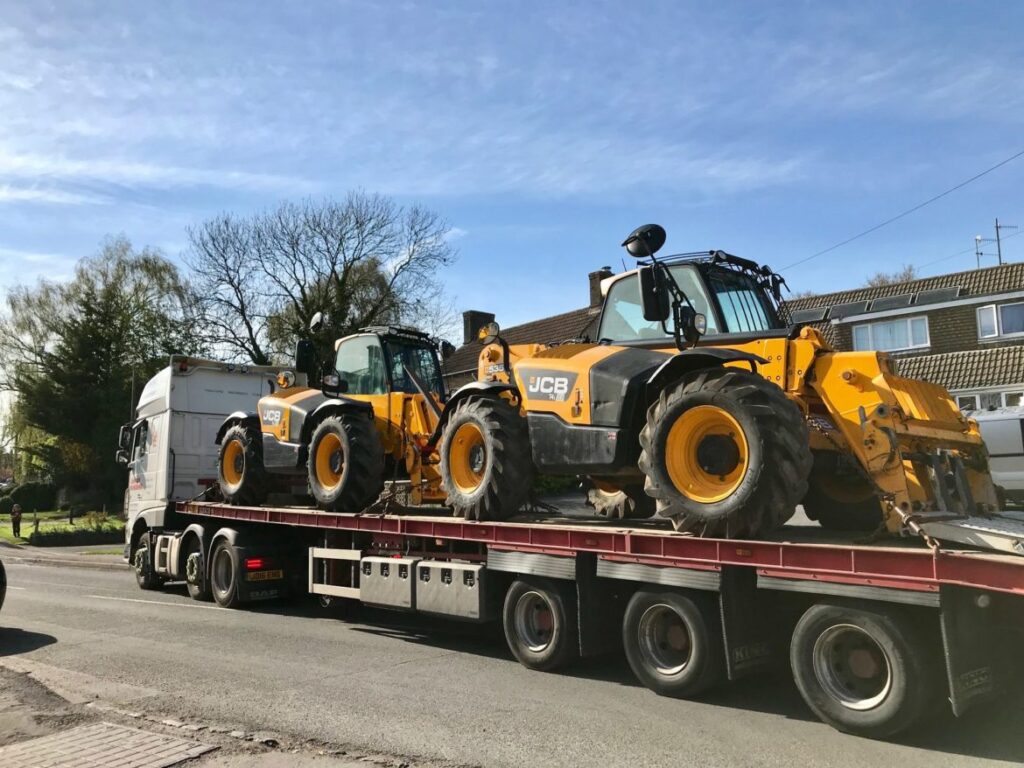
xmin=1005 ymin=391 xmax=1023 ymax=408
xmin=956 ymin=395 xmax=979 ymax=411
xmin=852 ymin=316 xmax=929 ymax=352
xmin=977 ymin=302 xmax=1024 ymax=339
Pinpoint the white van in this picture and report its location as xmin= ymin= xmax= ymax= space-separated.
xmin=970 ymin=407 xmax=1024 ymax=505
xmin=118 ymin=356 xmax=287 ymax=551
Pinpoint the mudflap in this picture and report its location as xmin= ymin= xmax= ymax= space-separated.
xmin=235 ymin=544 xmax=288 ymax=604
xmin=576 ymin=553 xmax=627 ymax=658
xmin=719 ymin=566 xmax=774 ymax=680
xmin=940 ymin=585 xmax=1014 ymax=716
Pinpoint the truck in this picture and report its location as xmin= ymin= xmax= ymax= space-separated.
xmin=969 ymin=407 xmax=1024 ymax=506
xmin=122 ymin=354 xmax=1024 ymax=741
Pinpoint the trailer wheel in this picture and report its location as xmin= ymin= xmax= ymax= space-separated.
xmin=622 ymin=590 xmax=723 ymax=698
xmin=790 ymin=603 xmax=935 ymax=738
xmin=218 ymin=423 xmax=268 ymax=506
xmin=133 ymin=532 xmax=163 ymax=591
xmin=502 ymin=578 xmax=578 ymax=671
xmin=210 ymin=540 xmax=242 ymax=609
xmin=183 ymin=536 xmax=211 ymax=601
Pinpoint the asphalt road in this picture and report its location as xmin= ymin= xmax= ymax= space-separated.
xmin=2 ymin=559 xmax=1023 ymax=768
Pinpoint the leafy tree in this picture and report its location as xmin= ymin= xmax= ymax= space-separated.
xmin=0 ymin=237 xmax=203 ymax=505
xmin=865 ymin=264 xmax=918 ymax=287
xmin=186 ymin=193 xmax=457 ymax=365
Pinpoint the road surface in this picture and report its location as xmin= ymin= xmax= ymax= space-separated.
xmin=1 ymin=558 xmax=1023 ymax=767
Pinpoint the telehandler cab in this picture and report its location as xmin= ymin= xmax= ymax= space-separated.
xmin=437 ymin=224 xmax=1001 ymax=539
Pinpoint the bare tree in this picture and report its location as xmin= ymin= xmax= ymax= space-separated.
xmin=865 ymin=264 xmax=918 ymax=288
xmin=186 ymin=193 xmax=457 ymax=364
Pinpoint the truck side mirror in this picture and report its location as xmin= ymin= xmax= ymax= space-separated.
xmin=638 ymin=265 xmax=670 ymax=322
xmin=116 ymin=449 xmax=129 ymax=465
xmin=118 ymin=425 xmax=132 ymax=450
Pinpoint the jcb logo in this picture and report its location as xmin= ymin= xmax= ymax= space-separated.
xmin=521 ymin=369 xmax=578 ymax=402
xmin=529 ymin=376 xmax=570 ymax=396
xmin=263 ymin=408 xmax=283 ymax=425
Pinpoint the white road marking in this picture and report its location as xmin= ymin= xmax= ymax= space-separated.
xmin=86 ymin=595 xmax=222 ymax=611
xmin=6 ymin=586 xmax=26 ymax=590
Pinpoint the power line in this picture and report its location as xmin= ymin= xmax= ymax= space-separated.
xmin=783 ymin=148 xmax=1024 ymax=270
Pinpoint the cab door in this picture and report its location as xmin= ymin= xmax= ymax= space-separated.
xmin=334 ymin=334 xmax=397 ymax=454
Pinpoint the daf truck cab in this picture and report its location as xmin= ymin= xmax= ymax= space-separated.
xmin=118 ymin=356 xmax=287 ymax=560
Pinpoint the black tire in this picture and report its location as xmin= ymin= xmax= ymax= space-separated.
xmin=622 ymin=589 xmax=724 ymax=698
xmin=440 ymin=396 xmax=533 ymax=521
xmin=802 ymin=451 xmax=883 ymax=532
xmin=218 ymin=423 xmax=268 ymax=506
xmin=790 ymin=603 xmax=937 ymax=738
xmin=502 ymin=577 xmax=578 ymax=671
xmin=209 ymin=539 xmax=242 ymax=609
xmin=639 ymin=368 xmax=812 ymax=537
xmin=585 ymin=480 xmax=655 ymax=519
xmin=307 ymin=412 xmax=384 ymax=512
xmin=133 ymin=532 xmax=163 ymax=591
xmin=183 ymin=536 xmax=211 ymax=602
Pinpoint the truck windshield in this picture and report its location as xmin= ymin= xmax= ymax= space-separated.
xmin=597 ymin=264 xmax=777 ymax=343
xmin=385 ymin=340 xmax=445 ymax=397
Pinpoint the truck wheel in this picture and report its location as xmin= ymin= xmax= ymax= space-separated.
xmin=183 ymin=537 xmax=211 ymax=601
xmin=622 ymin=590 xmax=723 ymax=698
xmin=790 ymin=603 xmax=936 ymax=738
xmin=133 ymin=532 xmax=163 ymax=591
xmin=502 ymin=577 xmax=578 ymax=671
xmin=440 ymin=396 xmax=533 ymax=521
xmin=639 ymin=368 xmax=812 ymax=537
xmin=307 ymin=413 xmax=384 ymax=512
xmin=586 ymin=480 xmax=654 ymax=519
xmin=210 ymin=539 xmax=242 ymax=609
xmin=218 ymin=423 xmax=268 ymax=506
xmin=802 ymin=452 xmax=883 ymax=532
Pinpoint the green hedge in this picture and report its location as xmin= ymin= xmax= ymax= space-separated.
xmin=27 ymin=519 xmax=124 ymax=547
xmin=0 ymin=496 xmax=12 ymax=515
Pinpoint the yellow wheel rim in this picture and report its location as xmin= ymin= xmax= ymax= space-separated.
xmin=664 ymin=405 xmax=749 ymax=503
xmin=222 ymin=439 xmax=245 ymax=488
xmin=315 ymin=433 xmax=344 ymax=492
xmin=449 ymin=423 xmax=486 ymax=493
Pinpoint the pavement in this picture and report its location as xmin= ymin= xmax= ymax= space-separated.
xmin=2 ymin=555 xmax=1023 ymax=768
xmin=0 ymin=541 xmax=129 ymax=571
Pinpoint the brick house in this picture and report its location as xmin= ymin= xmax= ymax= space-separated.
xmin=786 ymin=262 xmax=1024 ymax=411
xmin=443 ymin=268 xmax=612 ymax=388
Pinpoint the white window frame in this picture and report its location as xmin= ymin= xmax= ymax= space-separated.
xmin=851 ymin=315 xmax=930 ymax=352
xmin=956 ymin=394 xmax=979 ymax=411
xmin=977 ymin=301 xmax=1024 ymax=340
xmin=953 ymin=389 xmax=1024 ymax=411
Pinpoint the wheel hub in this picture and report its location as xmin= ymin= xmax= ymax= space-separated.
xmin=696 ymin=434 xmax=741 ymax=477
xmin=638 ymin=604 xmax=692 ymax=676
xmin=812 ymin=624 xmax=892 ymax=711
xmin=514 ymin=591 xmax=554 ymax=652
xmin=468 ymin=444 xmax=485 ymax=474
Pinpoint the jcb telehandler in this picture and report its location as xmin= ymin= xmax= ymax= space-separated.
xmin=434 ymin=224 xmax=1001 ymax=539
xmin=215 ymin=319 xmax=452 ymax=511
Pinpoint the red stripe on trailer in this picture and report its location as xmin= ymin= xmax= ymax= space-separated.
xmin=177 ymin=502 xmax=1024 ymax=597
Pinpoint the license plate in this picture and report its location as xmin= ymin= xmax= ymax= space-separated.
xmin=246 ymin=569 xmax=283 ymax=582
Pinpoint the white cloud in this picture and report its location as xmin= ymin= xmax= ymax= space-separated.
xmin=0 ymin=185 xmax=105 ymax=205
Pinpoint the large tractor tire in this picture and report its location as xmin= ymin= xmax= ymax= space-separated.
xmin=307 ymin=412 xmax=384 ymax=512
xmin=639 ymin=368 xmax=812 ymax=537
xmin=585 ymin=480 xmax=655 ymax=519
xmin=440 ymin=396 xmax=533 ymax=521
xmin=802 ymin=451 xmax=884 ymax=532
xmin=218 ymin=423 xmax=269 ymax=506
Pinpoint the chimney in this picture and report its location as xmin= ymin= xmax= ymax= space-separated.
xmin=462 ymin=310 xmax=496 ymax=345
xmin=588 ymin=267 xmax=614 ymax=307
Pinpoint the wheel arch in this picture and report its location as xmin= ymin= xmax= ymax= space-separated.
xmin=175 ymin=523 xmax=209 ymax=574
xmin=646 ymin=348 xmax=767 ymax=396
xmin=215 ymin=412 xmax=259 ymax=445
xmin=429 ymin=381 xmax=518 ymax=445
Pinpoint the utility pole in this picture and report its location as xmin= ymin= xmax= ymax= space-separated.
xmin=995 ymin=218 xmax=1017 ymax=265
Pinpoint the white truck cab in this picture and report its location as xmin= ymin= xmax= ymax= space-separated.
xmin=118 ymin=356 xmax=287 ymax=557
xmin=969 ymin=406 xmax=1024 ymax=505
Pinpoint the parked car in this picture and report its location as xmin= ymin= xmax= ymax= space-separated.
xmin=971 ymin=407 xmax=1024 ymax=506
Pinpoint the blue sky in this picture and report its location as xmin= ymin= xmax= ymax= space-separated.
xmin=1 ymin=1 xmax=1022 ymax=332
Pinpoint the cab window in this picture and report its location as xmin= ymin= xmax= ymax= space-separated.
xmin=706 ymin=271 xmax=774 ymax=333
xmin=131 ymin=421 xmax=149 ymax=464
xmin=598 ymin=265 xmax=719 ymax=342
xmin=335 ymin=336 xmax=387 ymax=395
xmin=386 ymin=341 xmax=445 ymax=397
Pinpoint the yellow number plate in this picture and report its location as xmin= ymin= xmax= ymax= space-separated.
xmin=246 ymin=569 xmax=284 ymax=582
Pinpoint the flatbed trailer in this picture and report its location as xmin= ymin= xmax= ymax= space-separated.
xmin=130 ymin=500 xmax=1024 ymax=740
